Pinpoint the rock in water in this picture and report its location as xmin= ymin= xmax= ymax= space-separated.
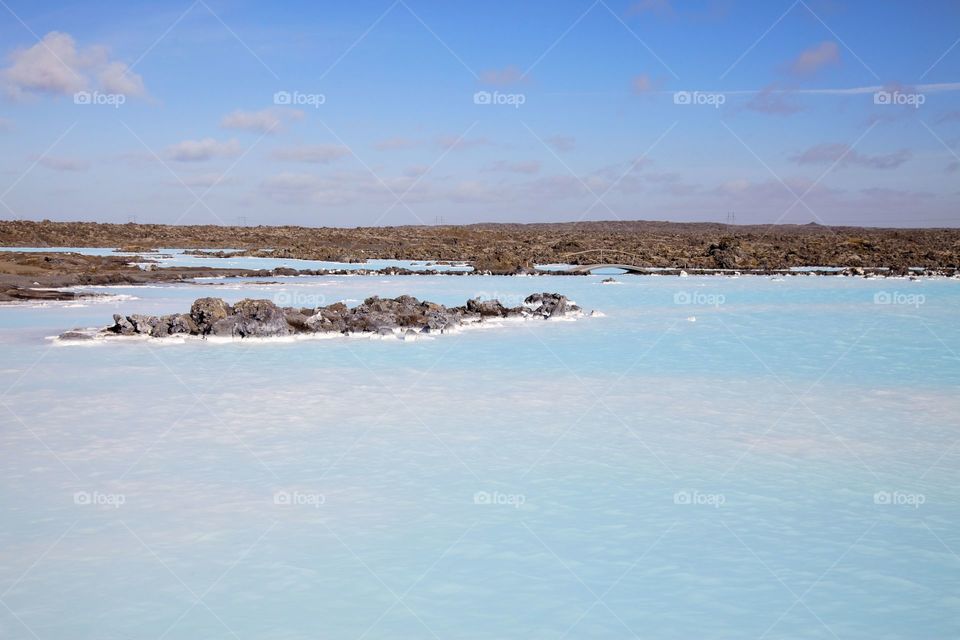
xmin=211 ymin=299 xmax=290 ymax=337
xmin=190 ymin=297 xmax=231 ymax=335
xmin=524 ymin=292 xmax=572 ymax=317
xmin=63 ymin=293 xmax=584 ymax=341
xmin=466 ymin=298 xmax=508 ymax=317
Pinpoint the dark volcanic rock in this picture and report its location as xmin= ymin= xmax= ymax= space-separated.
xmin=190 ymin=297 xmax=231 ymax=334
xmin=109 ymin=314 xmax=137 ymax=335
xmin=128 ymin=314 xmax=159 ymax=335
xmin=77 ymin=292 xmax=584 ymax=341
xmin=152 ymin=313 xmax=197 ymax=337
xmin=524 ymin=292 xmax=577 ymax=317
xmin=211 ymin=299 xmax=290 ymax=337
xmin=467 ymin=298 xmax=508 ymax=317
xmin=58 ymin=330 xmax=94 ymax=341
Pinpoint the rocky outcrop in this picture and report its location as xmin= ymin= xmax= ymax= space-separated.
xmin=68 ymin=293 xmax=583 ymax=340
xmin=190 ymin=297 xmax=231 ymax=334
xmin=210 ymin=299 xmax=291 ymax=337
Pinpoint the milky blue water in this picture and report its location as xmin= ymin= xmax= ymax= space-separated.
xmin=1 ymin=267 xmax=958 ymax=639
xmin=0 ymin=247 xmax=473 ymax=272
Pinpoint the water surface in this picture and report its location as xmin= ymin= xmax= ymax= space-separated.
xmin=1 ymin=268 xmax=958 ymax=639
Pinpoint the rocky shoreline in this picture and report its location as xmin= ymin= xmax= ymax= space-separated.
xmin=58 ymin=292 xmax=584 ymax=341
xmin=4 ymin=249 xmax=957 ymax=304
xmin=3 ymin=219 xmax=959 ymax=274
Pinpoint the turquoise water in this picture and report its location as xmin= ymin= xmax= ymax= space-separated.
xmin=0 ymin=247 xmax=473 ymax=272
xmin=1 ymin=270 xmax=958 ymax=639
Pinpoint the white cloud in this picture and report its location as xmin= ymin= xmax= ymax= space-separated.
xmin=789 ymin=41 xmax=840 ymax=76
xmin=374 ymin=137 xmax=418 ymax=151
xmin=164 ymin=138 xmax=242 ymax=162
xmin=272 ymin=144 xmax=350 ymax=163
xmin=262 ymin=172 xmax=322 ymax=192
xmin=38 ymin=156 xmax=89 ymax=171
xmin=2 ymin=31 xmax=147 ymax=99
xmin=98 ymin=61 xmax=146 ymax=97
xmin=221 ymin=108 xmax=304 ymax=134
xmin=791 ymin=143 xmax=912 ymax=169
xmin=177 ymin=173 xmax=237 ymax=188
xmin=547 ymin=135 xmax=575 ymax=152
xmin=484 ymin=160 xmax=541 ymax=174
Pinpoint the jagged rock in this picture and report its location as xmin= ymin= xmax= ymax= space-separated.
xmin=524 ymin=292 xmax=577 ymax=317
xmin=707 ymin=239 xmax=749 ymax=270
xmin=86 ymin=293 xmax=585 ymax=340
xmin=128 ymin=314 xmax=160 ymax=335
xmin=190 ymin=297 xmax=231 ymax=334
xmin=58 ymin=330 xmax=94 ymax=341
xmin=284 ymin=309 xmax=312 ymax=332
xmin=109 ymin=314 xmax=137 ymax=335
xmin=305 ymin=302 xmax=348 ymax=333
xmin=467 ymin=298 xmax=508 ymax=317
xmin=212 ymin=299 xmax=290 ymax=337
xmin=152 ymin=314 xmax=197 ymax=337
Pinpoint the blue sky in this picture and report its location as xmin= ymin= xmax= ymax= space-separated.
xmin=0 ymin=0 xmax=958 ymax=227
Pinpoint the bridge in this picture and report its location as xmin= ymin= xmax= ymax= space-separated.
xmin=566 ymin=263 xmax=652 ymax=274
xmin=561 ymin=249 xmax=653 ymax=275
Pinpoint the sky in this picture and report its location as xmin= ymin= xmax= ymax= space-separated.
xmin=0 ymin=0 xmax=958 ymax=228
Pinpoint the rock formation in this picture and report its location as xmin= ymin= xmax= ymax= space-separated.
xmin=60 ymin=293 xmax=583 ymax=340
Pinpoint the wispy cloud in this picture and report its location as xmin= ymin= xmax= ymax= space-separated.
xmin=483 ymin=160 xmax=541 ymax=174
xmin=791 ymin=143 xmax=912 ymax=169
xmin=788 ymin=41 xmax=840 ymax=76
xmin=272 ymin=144 xmax=350 ymax=163
xmin=37 ymin=155 xmax=89 ymax=171
xmin=221 ymin=108 xmax=304 ymax=134
xmin=374 ymin=137 xmax=419 ymax=151
xmin=744 ymin=85 xmax=803 ymax=115
xmin=546 ymin=135 xmax=576 ymax=152
xmin=164 ymin=138 xmax=242 ymax=162
xmin=174 ymin=173 xmax=237 ymax=188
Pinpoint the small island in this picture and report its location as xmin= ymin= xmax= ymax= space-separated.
xmin=58 ymin=292 xmax=585 ymax=341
